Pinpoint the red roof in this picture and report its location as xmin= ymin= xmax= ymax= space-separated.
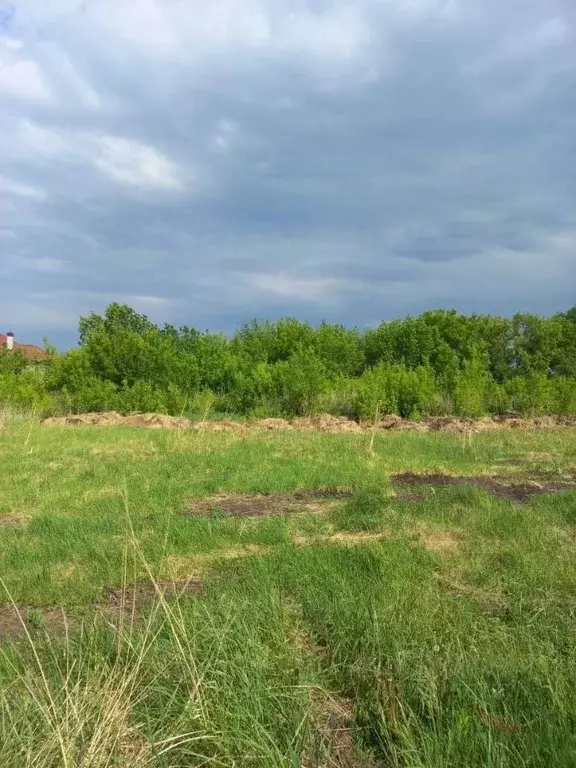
xmin=0 ymin=333 xmax=47 ymax=360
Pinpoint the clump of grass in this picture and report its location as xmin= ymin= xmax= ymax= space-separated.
xmin=331 ymin=488 xmax=390 ymax=532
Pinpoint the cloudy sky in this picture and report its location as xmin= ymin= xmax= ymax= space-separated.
xmin=1 ymin=0 xmax=575 ymax=348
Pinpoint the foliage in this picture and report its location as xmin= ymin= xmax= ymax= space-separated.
xmin=2 ymin=303 xmax=576 ymax=418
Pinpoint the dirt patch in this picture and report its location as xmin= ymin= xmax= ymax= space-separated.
xmin=392 ymin=472 xmax=576 ymax=503
xmin=436 ymin=575 xmax=506 ymax=617
xmin=0 ymin=515 xmax=28 ymax=528
xmin=309 ymin=689 xmax=379 ymax=768
xmin=0 ymin=604 xmax=73 ymax=643
xmin=318 ymin=531 xmax=388 ymax=546
xmin=419 ymin=528 xmax=464 ymax=555
xmin=103 ymin=577 xmax=203 ymax=611
xmin=0 ymin=578 xmax=203 ymax=643
xmin=186 ymin=489 xmax=353 ymax=518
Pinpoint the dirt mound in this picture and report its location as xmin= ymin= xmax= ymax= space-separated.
xmin=43 ymin=411 xmax=124 ymax=427
xmin=187 ymin=489 xmax=353 ymax=518
xmin=392 ymin=472 xmax=576 ymax=503
xmin=253 ymin=417 xmax=294 ymax=431
xmin=41 ymin=411 xmax=575 ymax=432
xmin=43 ymin=412 xmax=191 ymax=428
xmin=380 ymin=414 xmax=427 ymax=431
xmin=124 ymin=413 xmax=190 ymax=428
xmin=293 ymin=414 xmax=364 ymax=433
xmin=190 ymin=419 xmax=245 ymax=432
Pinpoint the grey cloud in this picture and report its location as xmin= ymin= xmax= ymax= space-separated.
xmin=1 ymin=0 xmax=575 ymax=349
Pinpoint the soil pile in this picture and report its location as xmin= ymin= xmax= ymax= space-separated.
xmin=42 ymin=412 xmax=576 ymax=432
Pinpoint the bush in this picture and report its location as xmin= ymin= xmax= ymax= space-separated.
xmin=356 ymin=364 xmax=439 ymax=420
xmin=451 ymin=348 xmax=491 ymax=418
xmin=0 ymin=372 xmax=55 ymax=416
xmin=270 ymin=350 xmax=328 ymax=416
xmin=2 ymin=303 xmax=575 ymax=420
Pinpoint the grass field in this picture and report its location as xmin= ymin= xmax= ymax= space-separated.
xmin=0 ymin=419 xmax=575 ymax=767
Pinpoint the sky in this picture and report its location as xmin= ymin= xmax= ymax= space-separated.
xmin=0 ymin=0 xmax=575 ymax=349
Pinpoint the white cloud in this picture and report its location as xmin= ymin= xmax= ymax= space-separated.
xmin=0 ymin=37 xmax=52 ymax=101
xmin=209 ymin=119 xmax=238 ymax=153
xmin=21 ymin=0 xmax=374 ymax=81
xmin=17 ymin=120 xmax=70 ymax=158
xmin=246 ymin=273 xmax=340 ymax=302
xmin=94 ymin=135 xmax=183 ymax=190
xmin=15 ymin=121 xmax=184 ymax=191
xmin=55 ymin=52 xmax=101 ymax=109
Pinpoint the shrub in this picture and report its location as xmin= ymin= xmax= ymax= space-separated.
xmin=2 ymin=303 xmax=575 ymax=420
xmin=356 ymin=364 xmax=439 ymax=420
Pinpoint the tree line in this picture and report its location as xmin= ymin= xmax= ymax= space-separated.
xmin=2 ymin=303 xmax=576 ymax=419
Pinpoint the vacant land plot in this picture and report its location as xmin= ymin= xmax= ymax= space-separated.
xmin=0 ymin=419 xmax=575 ymax=767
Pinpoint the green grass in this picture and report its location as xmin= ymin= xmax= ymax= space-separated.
xmin=0 ymin=420 xmax=575 ymax=766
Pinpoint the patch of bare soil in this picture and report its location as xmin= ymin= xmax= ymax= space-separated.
xmin=308 ymin=689 xmax=379 ymax=768
xmin=419 ymin=528 xmax=464 ymax=555
xmin=0 ymin=604 xmax=73 ymax=643
xmin=0 ymin=515 xmax=28 ymax=528
xmin=0 ymin=578 xmax=203 ymax=643
xmin=186 ymin=489 xmax=353 ymax=518
xmin=436 ymin=574 xmax=506 ymax=617
xmin=392 ymin=471 xmax=576 ymax=503
xmin=103 ymin=577 xmax=203 ymax=611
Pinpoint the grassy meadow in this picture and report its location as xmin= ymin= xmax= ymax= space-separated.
xmin=0 ymin=418 xmax=575 ymax=767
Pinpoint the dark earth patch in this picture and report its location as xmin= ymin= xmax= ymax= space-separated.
xmin=0 ymin=579 xmax=203 ymax=643
xmin=103 ymin=578 xmax=203 ymax=610
xmin=187 ymin=489 xmax=353 ymax=518
xmin=308 ymin=689 xmax=380 ymax=768
xmin=0 ymin=604 xmax=73 ymax=644
xmin=392 ymin=472 xmax=576 ymax=503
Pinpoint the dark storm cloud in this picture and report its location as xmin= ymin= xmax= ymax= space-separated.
xmin=1 ymin=0 xmax=575 ymax=347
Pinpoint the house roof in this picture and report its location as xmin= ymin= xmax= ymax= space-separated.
xmin=0 ymin=333 xmax=48 ymax=360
